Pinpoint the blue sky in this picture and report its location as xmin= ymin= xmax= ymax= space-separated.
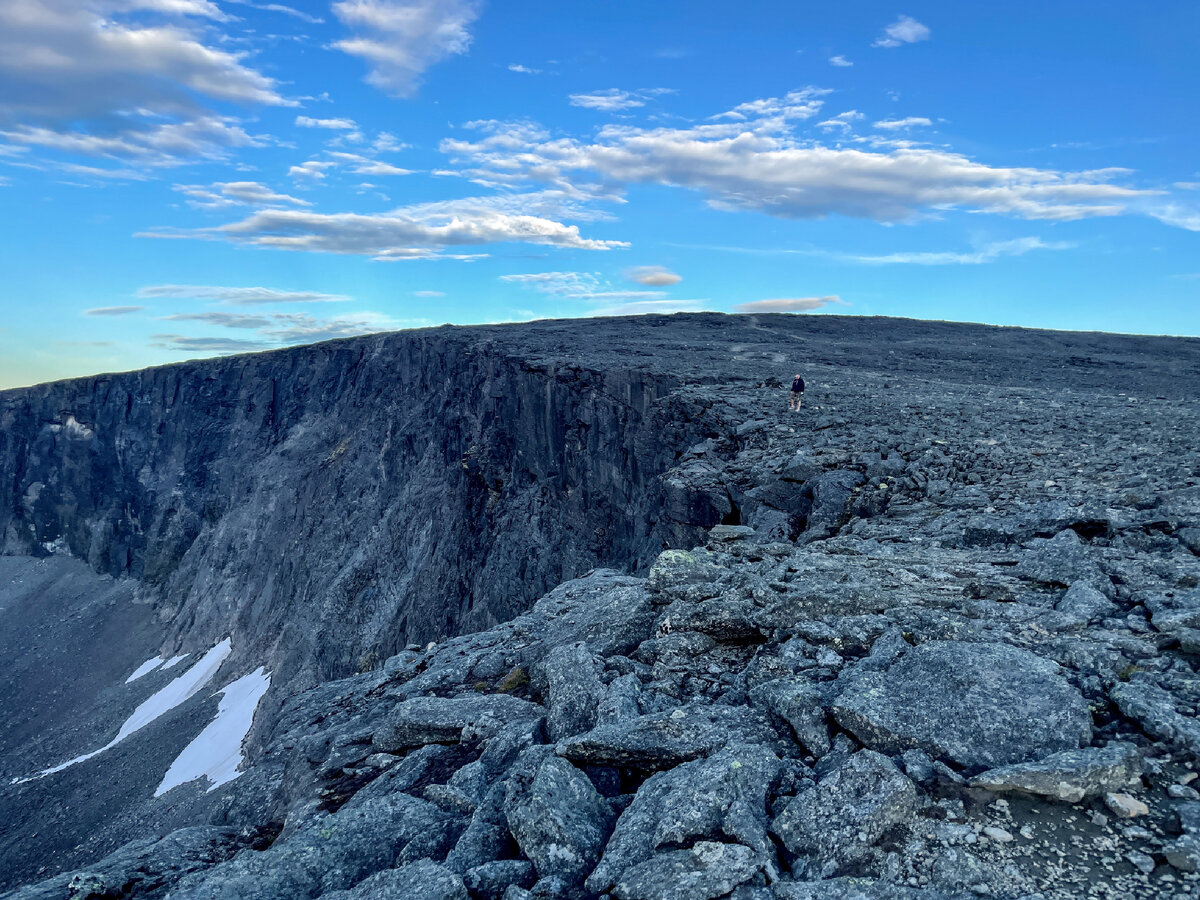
xmin=1 ymin=0 xmax=1197 ymax=387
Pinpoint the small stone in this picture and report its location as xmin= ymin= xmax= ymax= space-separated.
xmin=983 ymin=826 xmax=1013 ymax=843
xmin=1091 ymin=812 xmax=1109 ymax=827
xmin=1127 ymin=850 xmax=1157 ymax=875
xmin=1105 ymin=792 xmax=1150 ymax=818
xmin=1168 ymin=784 xmax=1200 ymax=801
xmin=1019 ymin=826 xmax=1034 ymax=839
xmin=1164 ymin=835 xmax=1200 ymax=872
xmin=1123 ymin=825 xmax=1153 ymax=840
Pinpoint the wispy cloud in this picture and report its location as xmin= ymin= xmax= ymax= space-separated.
xmin=569 ymin=89 xmax=643 ymax=111
xmin=442 ymin=97 xmax=1157 ymax=225
xmin=0 ymin=0 xmax=291 ymax=166
xmin=845 ymin=236 xmax=1075 ymax=265
xmin=625 ymin=265 xmax=682 ymax=286
xmin=829 ymin=55 xmax=853 ymax=67
xmin=735 ymin=296 xmax=843 ymax=313
xmin=874 ymin=117 xmax=931 ymax=130
xmin=152 ymin=311 xmax=414 ymax=353
xmin=500 ymin=272 xmax=662 ymax=301
xmin=295 ymin=116 xmax=359 ymax=129
xmin=569 ymin=88 xmax=673 ymax=112
xmin=148 ymin=195 xmax=628 ymax=260
xmin=873 ymin=15 xmax=931 ymax=48
xmin=175 ymin=181 xmax=311 ymax=209
xmin=508 ymin=64 xmax=541 ymax=74
xmin=84 ymin=305 xmax=144 ymax=316
xmin=137 ymin=285 xmax=351 ymax=304
xmin=414 ymin=290 xmax=445 ymax=297
xmin=331 ymin=0 xmax=481 ymax=97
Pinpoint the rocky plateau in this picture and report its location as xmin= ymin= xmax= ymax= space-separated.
xmin=1 ymin=312 xmax=1199 ymax=899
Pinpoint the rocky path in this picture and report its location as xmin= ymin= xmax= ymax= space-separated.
xmin=7 ymin=342 xmax=1199 ymax=900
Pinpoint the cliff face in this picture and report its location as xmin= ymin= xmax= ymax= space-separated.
xmin=0 ymin=330 xmax=711 ymax=687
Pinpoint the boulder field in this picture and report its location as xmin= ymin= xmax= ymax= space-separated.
xmin=2 ymin=313 xmax=1200 ymax=899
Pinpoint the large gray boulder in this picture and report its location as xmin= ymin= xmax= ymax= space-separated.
xmin=373 ymin=695 xmax=543 ymax=752
xmin=163 ymin=794 xmax=452 ymax=900
xmin=556 ymin=703 xmax=781 ymax=771
xmin=748 ymin=676 xmax=831 ymax=756
xmin=586 ymin=744 xmax=781 ymax=895
xmin=503 ymin=755 xmax=613 ymax=887
xmin=541 ymin=642 xmax=605 ymax=741
xmin=771 ymin=750 xmax=917 ymax=873
xmin=1111 ymin=677 xmax=1200 ymax=759
xmin=317 ymin=860 xmax=469 ymax=900
xmin=1016 ymin=529 xmax=1110 ymax=595
xmin=831 ymin=641 xmax=1092 ymax=770
xmin=970 ymin=742 xmax=1141 ymax=802
xmin=2 ymin=827 xmax=244 ymax=900
xmin=611 ymin=842 xmax=762 ymax=900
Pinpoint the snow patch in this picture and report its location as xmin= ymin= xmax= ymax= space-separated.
xmin=35 ymin=638 xmax=233 ymax=778
xmin=155 ymin=667 xmax=271 ymax=797
xmin=161 ymin=654 xmax=189 ymax=671
xmin=126 ymin=656 xmax=165 ymax=684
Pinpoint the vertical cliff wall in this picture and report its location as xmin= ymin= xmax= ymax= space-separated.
xmin=0 ymin=329 xmax=712 ymax=689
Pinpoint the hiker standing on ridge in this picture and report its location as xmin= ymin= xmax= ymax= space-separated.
xmin=789 ymin=374 xmax=805 ymax=411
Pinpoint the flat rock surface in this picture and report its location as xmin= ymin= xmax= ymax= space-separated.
xmin=831 ymin=640 xmax=1093 ymax=771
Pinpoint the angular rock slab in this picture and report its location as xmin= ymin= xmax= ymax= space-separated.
xmin=318 ymin=860 xmax=469 ymax=900
xmin=749 ymin=676 xmax=831 ymax=756
xmin=831 ymin=641 xmax=1091 ymax=770
xmin=504 ymin=755 xmax=614 ymax=886
xmin=970 ymin=742 xmax=1141 ymax=803
xmin=771 ymin=750 xmax=917 ymax=872
xmin=612 ymin=842 xmax=762 ymax=900
xmin=1111 ymin=678 xmax=1200 ymax=760
xmin=542 ymin=641 xmax=605 ymax=741
xmin=373 ymin=694 xmax=543 ymax=752
xmin=586 ymin=744 xmax=781 ymax=895
xmin=556 ymin=703 xmax=781 ymax=772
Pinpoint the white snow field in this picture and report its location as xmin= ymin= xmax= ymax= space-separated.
xmin=155 ymin=667 xmax=271 ymax=796
xmin=125 ymin=656 xmax=165 ymax=684
xmin=35 ymin=638 xmax=233 ymax=778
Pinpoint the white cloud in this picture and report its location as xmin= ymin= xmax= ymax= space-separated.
xmin=193 ymin=200 xmax=626 ymax=259
xmin=227 ymin=0 xmax=325 ymax=23
xmin=295 ymin=116 xmax=359 ymax=129
xmin=591 ymin=299 xmax=707 ymax=316
xmin=414 ymin=290 xmax=445 ymax=297
xmin=176 ymin=181 xmax=312 ymax=208
xmin=328 ymin=151 xmax=413 ymax=175
xmin=713 ymin=88 xmax=829 ymax=122
xmin=289 ymin=160 xmax=338 ymax=179
xmin=1148 ymin=202 xmax=1200 ymax=232
xmin=441 ymin=101 xmax=1157 ymax=224
xmin=846 ymin=236 xmax=1076 ymax=265
xmin=829 ymin=55 xmax=853 ymax=67
xmin=372 ymin=132 xmax=405 ymax=153
xmin=508 ymin=64 xmax=540 ymax=74
xmin=152 ymin=334 xmax=273 ymax=352
xmin=162 ymin=312 xmax=274 ymax=327
xmin=84 ymin=305 xmax=145 ymax=316
xmin=735 ymin=296 xmax=843 ymax=312
xmin=137 ymin=285 xmax=352 ymax=304
xmin=818 ymin=110 xmax=864 ymax=132
xmin=2 ymin=117 xmax=264 ymax=165
xmin=570 ymin=89 xmax=646 ymax=112
xmin=626 ymin=265 xmax=681 ymax=286
xmin=501 ymin=271 xmax=667 ymax=302
xmin=874 ymin=117 xmax=932 ymax=130
xmin=0 ymin=0 xmax=290 ymax=165
xmin=331 ymin=0 xmax=481 ymax=97
xmin=874 ymin=15 xmax=931 ymax=48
